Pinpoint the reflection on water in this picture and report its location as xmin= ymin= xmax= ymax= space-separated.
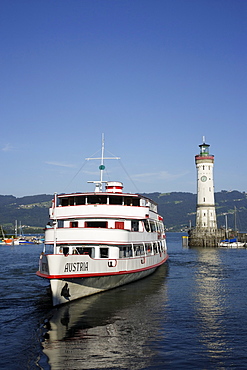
xmin=41 ymin=265 xmax=169 ymax=369
xmin=193 ymin=248 xmax=230 ymax=363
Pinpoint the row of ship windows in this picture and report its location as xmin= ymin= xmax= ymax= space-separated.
xmin=57 ymin=195 xmax=158 ymax=212
xmin=48 ymin=219 xmax=165 ymax=233
xmin=59 ymin=195 xmax=141 ymax=206
xmin=50 ymin=241 xmax=166 ymax=258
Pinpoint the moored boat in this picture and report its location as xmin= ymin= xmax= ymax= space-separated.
xmin=36 ymin=138 xmax=168 ymax=306
xmin=218 ymin=238 xmax=246 ymax=248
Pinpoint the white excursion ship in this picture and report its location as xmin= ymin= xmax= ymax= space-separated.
xmin=37 ymin=138 xmax=168 ymax=306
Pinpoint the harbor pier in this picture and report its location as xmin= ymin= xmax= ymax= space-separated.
xmin=188 ymin=227 xmax=225 ymax=248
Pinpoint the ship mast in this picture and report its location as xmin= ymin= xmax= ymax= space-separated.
xmin=86 ymin=134 xmax=120 ymax=192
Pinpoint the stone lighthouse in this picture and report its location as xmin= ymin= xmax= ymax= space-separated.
xmin=189 ymin=138 xmax=222 ymax=247
xmin=195 ymin=138 xmax=217 ymax=231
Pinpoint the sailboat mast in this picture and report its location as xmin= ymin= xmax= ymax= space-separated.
xmin=234 ymin=206 xmax=237 ymax=231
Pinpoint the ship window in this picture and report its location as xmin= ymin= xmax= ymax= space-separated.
xmin=144 ymin=219 xmax=150 ymax=232
xmin=100 ymin=247 xmax=109 ymax=258
xmin=115 ymin=221 xmax=124 ymax=229
xmin=75 ymin=196 xmax=85 ymax=205
xmin=153 ymin=242 xmax=159 ymax=254
xmin=69 ymin=197 xmax=74 ymax=206
xmin=85 ymin=221 xmax=108 ymax=228
xmin=61 ymin=198 xmax=68 ymax=206
xmin=109 ymin=196 xmax=122 ymax=205
xmin=124 ymin=197 xmax=132 ymax=206
xmin=70 ymin=221 xmax=78 ymax=228
xmin=62 ymin=247 xmax=69 ymax=255
xmin=132 ymin=198 xmax=140 ymax=206
xmin=57 ymin=220 xmax=64 ymax=228
xmin=119 ymin=245 xmax=132 ymax=258
xmin=133 ymin=244 xmax=140 ymax=256
xmin=133 ymin=244 xmax=145 ymax=256
xmin=119 ymin=246 xmax=125 ymax=258
xmin=76 ymin=247 xmax=94 ymax=257
xmin=44 ymin=244 xmax=53 ymax=254
xmin=145 ymin=243 xmax=152 ymax=255
xmin=150 ymin=221 xmax=157 ymax=232
xmin=87 ymin=195 xmax=107 ymax=204
xmin=131 ymin=220 xmax=139 ymax=231
xmin=158 ymin=241 xmax=163 ymax=252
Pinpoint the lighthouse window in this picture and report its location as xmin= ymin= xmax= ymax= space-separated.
xmin=203 ymin=198 xmax=205 ymax=202
xmin=203 ymin=165 xmax=205 ymax=170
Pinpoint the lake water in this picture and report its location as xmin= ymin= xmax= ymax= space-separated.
xmin=1 ymin=233 xmax=247 ymax=369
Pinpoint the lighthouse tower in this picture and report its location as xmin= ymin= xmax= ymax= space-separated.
xmin=195 ymin=138 xmax=217 ymax=231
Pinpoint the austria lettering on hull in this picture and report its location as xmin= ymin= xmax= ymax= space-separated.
xmin=64 ymin=262 xmax=89 ymax=273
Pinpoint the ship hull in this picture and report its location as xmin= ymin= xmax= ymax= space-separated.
xmin=38 ymin=251 xmax=168 ymax=306
xmin=50 ymin=266 xmax=163 ymax=306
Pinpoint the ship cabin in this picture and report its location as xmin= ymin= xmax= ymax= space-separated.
xmin=45 ymin=190 xmax=166 ymax=260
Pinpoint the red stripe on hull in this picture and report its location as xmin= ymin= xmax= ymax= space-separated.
xmin=36 ymin=255 xmax=168 ymax=280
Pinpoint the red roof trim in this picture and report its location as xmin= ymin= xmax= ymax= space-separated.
xmin=57 ymin=192 xmax=139 ymax=198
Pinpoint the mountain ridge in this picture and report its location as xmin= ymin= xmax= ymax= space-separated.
xmin=0 ymin=190 xmax=247 ymax=233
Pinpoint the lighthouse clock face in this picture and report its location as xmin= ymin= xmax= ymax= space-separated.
xmin=201 ymin=175 xmax=207 ymax=182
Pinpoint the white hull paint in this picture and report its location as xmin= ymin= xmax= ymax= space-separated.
xmin=218 ymin=241 xmax=246 ymax=248
xmin=38 ymin=251 xmax=168 ymax=305
xmin=50 ymin=265 xmax=159 ymax=306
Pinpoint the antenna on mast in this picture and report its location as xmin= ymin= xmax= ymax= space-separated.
xmin=86 ymin=133 xmax=120 ymax=192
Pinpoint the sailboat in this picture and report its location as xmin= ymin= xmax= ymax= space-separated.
xmin=0 ymin=225 xmax=13 ymax=245
xmin=218 ymin=211 xmax=246 ymax=248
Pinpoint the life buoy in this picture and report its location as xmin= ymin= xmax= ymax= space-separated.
xmin=108 ymin=259 xmax=117 ymax=268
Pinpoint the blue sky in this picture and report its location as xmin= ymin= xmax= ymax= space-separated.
xmin=1 ymin=0 xmax=246 ymax=197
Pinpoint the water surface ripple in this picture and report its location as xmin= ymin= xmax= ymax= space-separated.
xmin=1 ymin=233 xmax=247 ymax=369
